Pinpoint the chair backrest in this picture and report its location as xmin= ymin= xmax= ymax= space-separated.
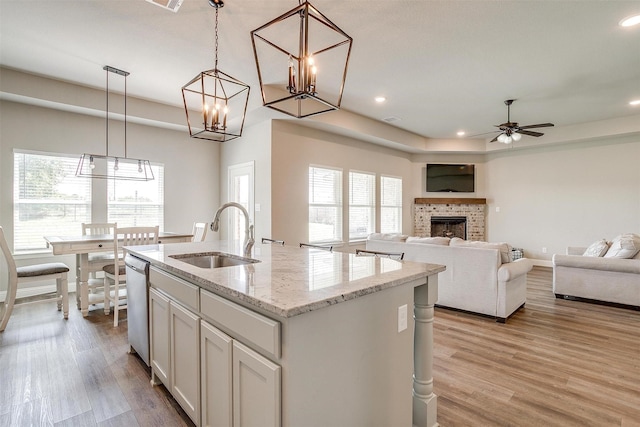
xmin=262 ymin=238 xmax=285 ymax=246
xmin=192 ymin=222 xmax=209 ymax=242
xmin=82 ymin=222 xmax=116 ymax=236
xmin=117 ymin=226 xmax=160 ymax=250
xmin=107 ymin=226 xmax=159 ymax=283
xmin=356 ymin=248 xmax=404 ymax=260
xmin=0 ymin=226 xmax=18 ymax=281
xmin=300 ymin=243 xmax=333 ymax=252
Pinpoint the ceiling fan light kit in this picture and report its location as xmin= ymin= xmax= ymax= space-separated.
xmin=250 ymin=1 xmax=353 ymax=118
xmin=490 ymin=99 xmax=554 ymax=144
xmin=182 ymin=0 xmax=250 ymax=142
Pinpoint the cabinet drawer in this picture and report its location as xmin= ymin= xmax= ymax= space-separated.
xmin=200 ymin=289 xmax=280 ymax=359
xmin=150 ymin=266 xmax=199 ymax=312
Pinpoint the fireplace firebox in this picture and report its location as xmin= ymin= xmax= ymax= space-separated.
xmin=430 ymin=216 xmax=467 ymax=239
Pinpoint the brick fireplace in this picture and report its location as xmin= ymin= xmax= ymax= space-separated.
xmin=414 ymin=198 xmax=486 ymax=241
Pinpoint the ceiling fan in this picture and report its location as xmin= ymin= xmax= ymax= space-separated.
xmin=489 ymin=99 xmax=554 ymax=143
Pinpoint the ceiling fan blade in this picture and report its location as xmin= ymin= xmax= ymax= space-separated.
xmin=519 ymin=123 xmax=554 ymax=130
xmin=489 ymin=135 xmax=500 ymax=143
xmin=517 ymin=130 xmax=544 ymax=137
xmin=467 ymin=130 xmax=500 ymax=138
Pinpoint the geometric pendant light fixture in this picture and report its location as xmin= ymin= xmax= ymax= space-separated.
xmin=251 ymin=1 xmax=353 ymax=118
xmin=182 ymin=0 xmax=250 ymax=142
xmin=76 ymin=66 xmax=155 ymax=181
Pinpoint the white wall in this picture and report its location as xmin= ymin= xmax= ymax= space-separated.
xmin=484 ymin=134 xmax=640 ymax=261
xmin=219 ymin=120 xmax=272 ymax=241
xmin=270 ymin=120 xmax=414 ymax=247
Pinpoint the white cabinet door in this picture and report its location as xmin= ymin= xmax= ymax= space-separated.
xmin=201 ymin=320 xmax=233 ymax=427
xmin=149 ymin=287 xmax=170 ymax=387
xmin=170 ymin=301 xmax=201 ymax=426
xmin=232 ymin=341 xmax=281 ymax=427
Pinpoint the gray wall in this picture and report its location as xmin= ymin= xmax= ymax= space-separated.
xmin=0 ymin=70 xmax=220 ymax=291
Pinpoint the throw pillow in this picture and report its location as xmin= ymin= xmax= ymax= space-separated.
xmin=582 ymin=239 xmax=609 ymax=257
xmin=604 ymin=233 xmax=640 ymax=259
xmin=406 ymin=236 xmax=451 ymax=245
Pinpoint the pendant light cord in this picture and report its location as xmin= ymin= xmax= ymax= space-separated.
xmin=105 ymin=68 xmax=109 ymax=157
xmin=214 ymin=7 xmax=219 ymax=71
xmin=124 ymin=73 xmax=127 ymax=158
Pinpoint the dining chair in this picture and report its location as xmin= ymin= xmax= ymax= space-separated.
xmin=103 ymin=225 xmax=159 ymax=327
xmin=299 ymin=243 xmax=333 ymax=252
xmin=192 ymin=222 xmax=209 ymax=242
xmin=355 ymin=248 xmax=404 ymax=260
xmin=80 ymin=222 xmax=116 ymax=310
xmin=0 ymin=226 xmax=69 ymax=332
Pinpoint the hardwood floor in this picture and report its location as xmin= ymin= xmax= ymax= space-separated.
xmin=1 ymin=267 xmax=638 ymax=426
xmin=433 ymin=267 xmax=640 ymax=427
xmin=0 ymin=299 xmax=193 ymax=427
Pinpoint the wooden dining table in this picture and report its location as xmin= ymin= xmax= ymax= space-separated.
xmin=44 ymin=232 xmax=192 ymax=316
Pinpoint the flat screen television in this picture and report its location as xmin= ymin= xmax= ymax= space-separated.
xmin=426 ymin=164 xmax=475 ymax=193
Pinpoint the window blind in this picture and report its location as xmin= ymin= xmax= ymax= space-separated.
xmin=380 ymin=175 xmax=402 ymax=233
xmin=309 ymin=166 xmax=342 ymax=243
xmin=349 ymin=171 xmax=375 ymax=241
xmin=107 ymin=162 xmax=165 ymax=229
xmin=13 ymin=151 xmax=92 ymax=252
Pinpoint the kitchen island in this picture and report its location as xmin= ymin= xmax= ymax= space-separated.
xmin=127 ymin=240 xmax=444 ymax=427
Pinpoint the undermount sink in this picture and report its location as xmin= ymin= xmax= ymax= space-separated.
xmin=169 ymin=252 xmax=259 ymax=269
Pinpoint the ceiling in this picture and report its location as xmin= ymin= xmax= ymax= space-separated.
xmin=1 ymin=0 xmax=639 ymax=152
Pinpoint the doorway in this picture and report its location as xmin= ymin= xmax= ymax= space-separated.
xmin=227 ymin=161 xmax=254 ymax=242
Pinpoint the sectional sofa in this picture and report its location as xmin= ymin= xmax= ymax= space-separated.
xmin=366 ymin=234 xmax=533 ymax=322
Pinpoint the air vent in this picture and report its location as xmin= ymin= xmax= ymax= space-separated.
xmin=145 ymin=0 xmax=183 ymax=12
xmin=382 ymin=116 xmax=401 ymax=123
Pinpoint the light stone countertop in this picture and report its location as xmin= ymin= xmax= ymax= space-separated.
xmin=126 ymin=240 xmax=445 ymax=319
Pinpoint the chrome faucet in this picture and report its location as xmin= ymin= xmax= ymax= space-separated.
xmin=211 ymin=202 xmax=255 ymax=257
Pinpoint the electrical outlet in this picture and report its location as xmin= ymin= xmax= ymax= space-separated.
xmin=398 ymin=304 xmax=408 ymax=332
xmin=542 ymin=247 xmax=547 ymax=254
xmin=495 ymin=206 xmax=500 ymax=213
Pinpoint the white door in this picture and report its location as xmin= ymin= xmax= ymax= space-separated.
xmin=227 ymin=162 xmax=254 ymax=242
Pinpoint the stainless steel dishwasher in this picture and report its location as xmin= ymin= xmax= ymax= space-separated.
xmin=125 ymin=254 xmax=150 ymax=366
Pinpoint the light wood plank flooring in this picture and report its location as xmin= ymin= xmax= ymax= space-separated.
xmin=1 ymin=267 xmax=638 ymax=426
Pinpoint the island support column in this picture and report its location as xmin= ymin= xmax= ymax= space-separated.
xmin=413 ymin=275 xmax=438 ymax=427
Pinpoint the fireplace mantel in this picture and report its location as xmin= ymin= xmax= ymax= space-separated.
xmin=415 ymin=198 xmax=486 ymax=205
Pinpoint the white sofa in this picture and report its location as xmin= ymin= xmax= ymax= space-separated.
xmin=552 ymin=235 xmax=640 ymax=308
xmin=366 ymin=234 xmax=533 ymax=322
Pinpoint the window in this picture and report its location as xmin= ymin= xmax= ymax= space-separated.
xmin=107 ymin=162 xmax=164 ymax=228
xmin=349 ymin=171 xmax=375 ymax=241
xmin=309 ymin=166 xmax=342 ymax=243
xmin=380 ymin=175 xmax=402 ymax=233
xmin=13 ymin=151 xmax=92 ymax=252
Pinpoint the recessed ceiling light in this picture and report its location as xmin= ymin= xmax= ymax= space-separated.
xmin=630 ymin=99 xmax=640 ymax=106
xmin=457 ymin=131 xmax=465 ymax=136
xmin=375 ymin=96 xmax=386 ymax=103
xmin=619 ymin=14 xmax=640 ymax=27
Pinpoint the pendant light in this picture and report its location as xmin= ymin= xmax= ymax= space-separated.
xmin=251 ymin=1 xmax=353 ymax=118
xmin=76 ymin=66 xmax=154 ymax=181
xmin=182 ymin=0 xmax=250 ymax=142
